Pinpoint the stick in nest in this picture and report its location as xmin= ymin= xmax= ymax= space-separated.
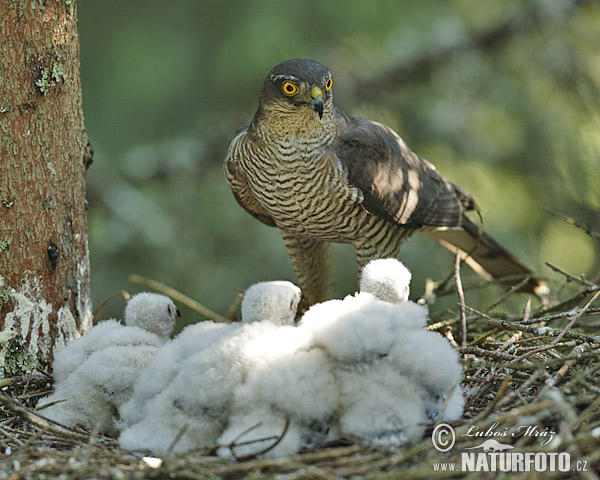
xmin=551 ymin=289 xmax=600 ymax=345
xmin=534 ymin=343 xmax=590 ymax=400
xmin=454 ymin=253 xmax=468 ymax=349
xmin=465 ymin=305 xmax=600 ymax=344
xmin=227 ymin=417 xmax=291 ymax=462
xmin=128 ymin=273 xmax=230 ymax=323
xmin=165 ymin=423 xmax=189 ymax=459
xmin=478 ymin=373 xmax=513 ymax=421
xmin=93 ymin=290 xmax=131 ymax=324
xmin=0 ymin=393 xmax=113 ymax=444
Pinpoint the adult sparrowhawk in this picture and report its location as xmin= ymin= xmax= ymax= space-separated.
xmin=225 ymin=58 xmax=544 ymax=304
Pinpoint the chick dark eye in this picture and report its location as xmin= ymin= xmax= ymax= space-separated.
xmin=325 ymin=77 xmax=332 ymax=90
xmin=282 ymin=81 xmax=298 ymax=96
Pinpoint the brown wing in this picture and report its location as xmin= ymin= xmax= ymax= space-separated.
xmin=224 ymin=127 xmax=276 ymax=227
xmin=335 ymin=114 xmax=476 ymax=228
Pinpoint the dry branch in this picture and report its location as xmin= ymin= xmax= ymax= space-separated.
xmin=543 ymin=207 xmax=600 ymax=242
xmin=465 ymin=305 xmax=600 ymax=344
xmin=454 ymin=254 xmax=468 ymax=348
xmin=128 ymin=273 xmax=230 ymax=323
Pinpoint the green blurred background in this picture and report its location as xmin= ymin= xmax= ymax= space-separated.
xmin=79 ymin=0 xmax=600 ymax=325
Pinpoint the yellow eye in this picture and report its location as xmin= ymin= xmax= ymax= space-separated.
xmin=325 ymin=77 xmax=332 ymax=90
xmin=282 ymin=81 xmax=298 ymax=96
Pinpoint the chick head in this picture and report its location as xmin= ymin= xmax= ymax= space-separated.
xmin=241 ymin=281 xmax=302 ymax=325
xmin=124 ymin=292 xmax=179 ymax=339
xmin=359 ymin=259 xmax=411 ymax=303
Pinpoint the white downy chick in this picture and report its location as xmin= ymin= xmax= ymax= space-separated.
xmin=119 ymin=321 xmax=241 ymax=427
xmin=359 ymin=258 xmax=411 ymax=303
xmin=119 ymin=321 xmax=276 ymax=455
xmin=335 ymin=360 xmax=426 ymax=447
xmin=216 ymin=325 xmax=337 ymax=458
xmin=241 ymin=281 xmax=301 ymax=325
xmin=120 ymin=285 xmax=309 ymax=455
xmin=41 ymin=344 xmax=161 ymax=436
xmin=39 ymin=293 xmax=178 ymax=434
xmin=387 ymin=329 xmax=464 ymax=423
xmin=51 ymin=320 xmax=124 ymax=385
xmin=240 ymin=325 xmax=336 ymax=428
xmin=52 ymin=293 xmax=177 ymax=384
xmin=120 ymin=282 xmax=300 ymax=429
xmin=300 ymin=294 xmax=428 ymax=364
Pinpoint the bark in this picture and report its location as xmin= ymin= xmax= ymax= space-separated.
xmin=0 ymin=0 xmax=92 ymax=377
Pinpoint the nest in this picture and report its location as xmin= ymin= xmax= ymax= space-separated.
xmin=1 ymin=267 xmax=599 ymax=480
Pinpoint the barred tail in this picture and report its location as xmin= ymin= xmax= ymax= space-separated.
xmin=423 ymin=216 xmax=548 ymax=297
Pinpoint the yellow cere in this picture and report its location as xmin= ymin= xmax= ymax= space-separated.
xmin=311 ymin=86 xmax=323 ymax=100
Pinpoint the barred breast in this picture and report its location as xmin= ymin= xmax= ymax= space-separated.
xmin=228 ymin=130 xmax=407 ymax=261
xmin=239 ymin=137 xmax=359 ymax=240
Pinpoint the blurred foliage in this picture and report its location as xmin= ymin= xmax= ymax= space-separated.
xmin=79 ymin=0 xmax=600 ymax=325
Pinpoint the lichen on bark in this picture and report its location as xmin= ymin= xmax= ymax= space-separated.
xmin=0 ymin=0 xmax=92 ymax=377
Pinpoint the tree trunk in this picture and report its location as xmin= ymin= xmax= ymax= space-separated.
xmin=0 ymin=0 xmax=92 ymax=377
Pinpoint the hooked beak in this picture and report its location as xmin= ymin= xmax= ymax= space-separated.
xmin=309 ymin=86 xmax=324 ymax=119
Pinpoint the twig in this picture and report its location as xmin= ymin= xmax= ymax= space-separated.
xmin=466 ymin=400 xmax=557 ymax=433
xmin=465 ymin=328 xmax=501 ymax=347
xmin=543 ymin=207 xmax=600 ymax=241
xmin=0 ymin=393 xmax=100 ymax=443
xmin=93 ymin=290 xmax=131 ymax=324
xmin=36 ymin=398 xmax=67 ymax=411
xmin=570 ymin=394 xmax=600 ymax=433
xmin=165 ymin=424 xmax=189 ymax=459
xmin=460 ymin=346 xmax=528 ymax=363
xmin=128 ymin=274 xmax=230 ymax=323
xmin=479 ymin=374 xmax=513 ymax=420
xmin=465 ymin=305 xmax=600 ymax=344
xmin=534 ymin=285 xmax=600 ymax=316
xmin=229 ymin=417 xmax=291 ymax=462
xmin=551 ymin=289 xmax=600 ymax=345
xmin=523 ymin=298 xmax=532 ymax=323
xmin=535 ymin=343 xmax=590 ymax=400
xmin=18 ymin=368 xmax=36 ymax=404
xmin=562 ymin=363 xmax=600 ymax=393
xmin=224 ymin=290 xmax=244 ymax=321
xmin=485 ymin=277 xmax=533 ymax=312
xmin=498 ymin=330 xmax=523 ymax=352
xmin=0 ymin=374 xmax=50 ymax=389
xmin=525 ymin=307 xmax=600 ymax=326
xmin=425 ymin=318 xmax=456 ymax=331
xmin=0 ymin=424 xmax=25 ymax=447
xmin=210 ymin=444 xmax=365 ymax=477
xmin=545 ymin=262 xmax=597 ymax=287
xmin=455 ymin=254 xmax=468 ymax=348
xmin=505 ymin=341 xmax=577 ymax=366
xmin=496 ymin=370 xmax=544 ymax=410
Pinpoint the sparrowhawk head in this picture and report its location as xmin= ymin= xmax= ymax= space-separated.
xmin=259 ymin=58 xmax=333 ymax=120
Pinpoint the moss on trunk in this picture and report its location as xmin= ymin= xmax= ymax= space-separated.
xmin=0 ymin=0 xmax=92 ymax=376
